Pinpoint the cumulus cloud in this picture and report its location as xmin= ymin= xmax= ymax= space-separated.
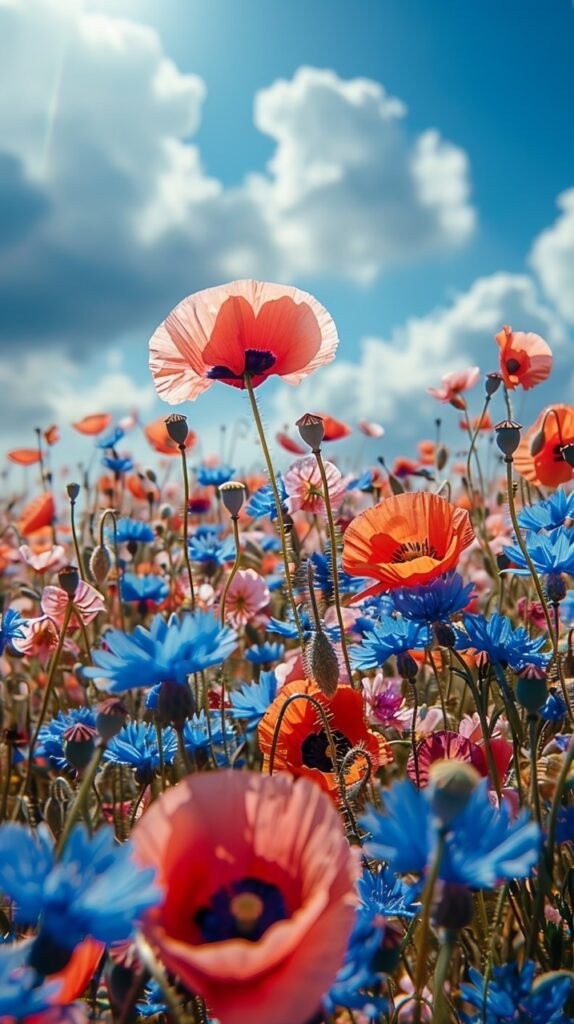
xmin=530 ymin=189 xmax=574 ymax=324
xmin=271 ymin=272 xmax=567 ymax=443
xmin=0 ymin=0 xmax=476 ymax=364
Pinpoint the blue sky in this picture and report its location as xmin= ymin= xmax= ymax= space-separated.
xmin=1 ymin=0 xmax=574 ymax=475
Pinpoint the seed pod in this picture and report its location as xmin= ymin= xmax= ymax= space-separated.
xmin=90 ymin=543 xmax=113 ymax=584
xmin=304 ymin=629 xmax=339 ymax=698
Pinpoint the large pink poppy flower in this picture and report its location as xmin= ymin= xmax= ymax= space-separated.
xmin=149 ymin=280 xmax=339 ymax=403
xmin=224 ymin=568 xmax=270 ymax=628
xmin=284 ymin=456 xmax=347 ymax=518
xmin=132 ymin=771 xmax=357 ymax=1024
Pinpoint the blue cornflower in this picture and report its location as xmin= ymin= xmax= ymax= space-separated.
xmin=268 ymin=608 xmax=340 ymax=642
xmin=102 ymin=454 xmax=133 ymax=475
xmin=358 ymin=866 xmax=420 ymax=919
xmin=0 ymin=823 xmax=159 ymax=949
xmin=460 ymin=960 xmax=574 ymax=1024
xmin=105 ymin=722 xmax=178 ymax=783
xmin=229 ymin=671 xmax=278 ymax=733
xmin=322 ymin=903 xmax=387 ymax=1020
xmin=114 ymin=518 xmax=155 ymax=545
xmin=189 ymin=526 xmax=236 ymax=565
xmin=138 ymin=981 xmax=167 ymax=1018
xmin=539 ymin=688 xmax=568 ymax=722
xmin=182 ymin=710 xmax=236 ymax=762
xmin=349 ymin=617 xmax=430 ymax=671
xmin=391 ymin=571 xmax=475 ymax=623
xmin=556 ymin=806 xmax=574 ymax=847
xmin=361 ymin=779 xmax=540 ymax=889
xmin=196 ymin=464 xmax=235 ymax=487
xmin=120 ymin=573 xmax=169 ymax=604
xmin=0 ymin=608 xmax=26 ymax=655
xmin=504 ymin=527 xmax=574 ymax=577
xmin=245 ymin=642 xmax=285 ymax=665
xmin=245 ymin=477 xmax=287 ymax=520
xmin=96 ymin=425 xmax=125 ymax=449
xmin=84 ymin=611 xmax=237 ymax=693
xmin=309 ymin=550 xmax=367 ymax=598
xmin=458 ymin=612 xmax=550 ymax=672
xmin=37 ymin=707 xmax=98 ymax=772
xmin=517 ymin=489 xmax=574 ymax=532
xmin=346 ymin=469 xmax=375 ymax=492
xmin=0 ymin=945 xmax=60 ymax=1019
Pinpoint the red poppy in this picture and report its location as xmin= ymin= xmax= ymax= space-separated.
xmin=132 ymin=771 xmax=357 ymax=1024
xmin=7 ymin=448 xmax=41 ymax=466
xmin=44 ymin=425 xmax=60 ymax=446
xmin=391 ymin=457 xmax=419 ymax=478
xmin=495 ymin=325 xmax=553 ymax=391
xmin=342 ymin=491 xmax=475 ymax=598
xmin=459 ymin=412 xmax=493 ymax=432
xmin=149 ymin=280 xmax=338 ymax=402
xmin=144 ymin=417 xmax=197 ymax=455
xmin=275 ymin=431 xmax=306 ymax=455
xmin=18 ymin=492 xmax=55 ymax=537
xmin=514 ymin=405 xmax=574 ymax=488
xmin=72 ymin=413 xmax=113 ymax=436
xmin=258 ymin=679 xmax=392 ymax=800
xmin=315 ymin=414 xmax=352 ymax=442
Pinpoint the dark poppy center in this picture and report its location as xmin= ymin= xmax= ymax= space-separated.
xmin=392 ymin=540 xmax=439 ymax=564
xmin=194 ymin=877 xmax=288 ymax=943
xmin=505 ymin=357 xmax=521 ymax=374
xmin=207 ymin=349 xmax=277 ymax=380
xmin=301 ymin=729 xmax=353 ymax=772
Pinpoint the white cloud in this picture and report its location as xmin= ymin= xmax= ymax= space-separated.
xmin=271 ymin=272 xmax=567 ymax=440
xmin=530 ymin=188 xmax=574 ymax=324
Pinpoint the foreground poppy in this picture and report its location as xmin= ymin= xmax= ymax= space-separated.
xmin=258 ymin=679 xmax=392 ymax=799
xmin=144 ymin=417 xmax=197 ymax=456
xmin=132 ymin=771 xmax=357 ymax=1024
xmin=149 ymin=280 xmax=339 ymax=403
xmin=514 ymin=405 xmax=574 ymax=488
xmin=342 ymin=491 xmax=475 ymax=597
xmin=495 ymin=325 xmax=552 ymax=391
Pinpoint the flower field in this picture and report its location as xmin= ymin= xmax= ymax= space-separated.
xmin=1 ymin=280 xmax=574 ymax=1024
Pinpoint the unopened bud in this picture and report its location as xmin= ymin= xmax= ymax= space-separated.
xmin=219 ymin=481 xmax=246 ymax=518
xmin=90 ymin=543 xmax=113 ymax=584
xmin=428 ymin=759 xmax=480 ymax=826
xmin=436 ymin=445 xmax=449 ymax=472
xmin=485 ymin=373 xmax=502 ymax=397
xmin=66 ymin=482 xmax=81 ymax=502
xmin=304 ymin=629 xmax=339 ymax=698
xmin=397 ymin=651 xmax=418 ymax=680
xmin=433 ymin=621 xmax=456 ymax=649
xmin=296 ymin=413 xmax=325 ymax=451
xmin=546 ymin=573 xmax=567 ymax=604
xmin=165 ymin=413 xmax=189 ymax=447
xmin=516 ymin=674 xmax=548 ymax=712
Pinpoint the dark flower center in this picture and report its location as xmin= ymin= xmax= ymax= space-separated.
xmin=301 ymin=728 xmax=353 ymax=772
xmin=207 ymin=349 xmax=277 ymax=380
xmin=505 ymin=357 xmax=521 ymax=374
xmin=195 ymin=877 xmax=288 ymax=943
xmin=392 ymin=540 xmax=439 ymax=563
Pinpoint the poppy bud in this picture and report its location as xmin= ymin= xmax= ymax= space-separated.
xmin=165 ymin=413 xmax=189 ymax=447
xmin=433 ymin=620 xmax=456 ymax=649
xmin=155 ymin=679 xmax=195 ymax=730
xmin=433 ymin=881 xmax=474 ymax=932
xmin=436 ymin=445 xmax=449 ymax=471
xmin=516 ymin=675 xmax=548 ymax=712
xmin=495 ymin=420 xmax=522 ymax=458
xmin=296 ymin=413 xmax=325 ymax=451
xmin=485 ymin=373 xmax=502 ymax=396
xmin=546 ymin=573 xmax=567 ymax=604
xmin=90 ymin=543 xmax=113 ymax=584
xmin=58 ymin=564 xmax=79 ymax=597
xmin=304 ymin=630 xmax=340 ymax=698
xmin=397 ymin=651 xmax=418 ymax=680
xmin=96 ymin=697 xmax=129 ymax=740
xmin=428 ymin=759 xmax=480 ymax=826
xmin=66 ymin=482 xmax=81 ymax=502
xmin=219 ymin=480 xmax=247 ymax=518
xmin=63 ymin=722 xmax=98 ymax=770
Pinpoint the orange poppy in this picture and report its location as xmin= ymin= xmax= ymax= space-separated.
xmin=514 ymin=404 xmax=574 ymax=488
xmin=459 ymin=412 xmax=493 ymax=432
xmin=342 ymin=491 xmax=475 ymax=598
xmin=144 ymin=417 xmax=197 ymax=455
xmin=72 ymin=413 xmax=113 ymax=435
xmin=275 ymin=431 xmax=306 ymax=455
xmin=7 ymin=448 xmax=41 ymax=466
xmin=258 ymin=679 xmax=392 ymax=800
xmin=494 ymin=325 xmax=552 ymax=391
xmin=315 ymin=413 xmax=352 ymax=441
xmin=18 ymin=492 xmax=55 ymax=537
xmin=417 ymin=440 xmax=436 ymax=466
xmin=44 ymin=424 xmax=60 ymax=446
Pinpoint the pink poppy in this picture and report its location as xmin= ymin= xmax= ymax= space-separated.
xmin=149 ymin=280 xmax=339 ymax=403
xmin=12 ymin=615 xmax=59 ymax=664
xmin=41 ymin=580 xmax=106 ymax=627
xmin=284 ymin=456 xmax=346 ymax=518
xmin=427 ymin=367 xmax=480 ymax=409
xmin=495 ymin=325 xmax=552 ymax=391
xmin=132 ymin=771 xmax=357 ymax=1024
xmin=19 ymin=544 xmax=67 ymax=575
xmin=357 ymin=420 xmax=385 ymax=439
xmin=224 ymin=568 xmax=270 ymax=627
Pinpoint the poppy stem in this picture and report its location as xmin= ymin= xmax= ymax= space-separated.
xmin=219 ymin=515 xmax=241 ymax=626
xmin=55 ymin=742 xmax=106 ymax=858
xmin=243 ymin=373 xmax=305 ymax=649
xmin=413 ymin=830 xmax=446 ymax=1023
xmin=99 ymin=509 xmax=126 ymax=633
xmin=311 ymin=446 xmax=355 ymax=687
xmin=178 ymin=442 xmax=196 ymax=612
xmin=69 ymin=491 xmax=86 ymax=581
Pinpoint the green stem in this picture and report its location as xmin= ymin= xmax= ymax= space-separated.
xmin=414 ymin=832 xmax=446 ymax=1023
xmin=244 ymin=374 xmax=304 ymax=649
xmin=220 ymin=516 xmax=241 ymax=626
xmin=178 ymin=442 xmax=196 ymax=611
xmin=70 ymin=498 xmax=85 ymax=581
xmin=55 ymin=744 xmax=106 ymax=857
xmin=431 ymin=934 xmax=455 ymax=1024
